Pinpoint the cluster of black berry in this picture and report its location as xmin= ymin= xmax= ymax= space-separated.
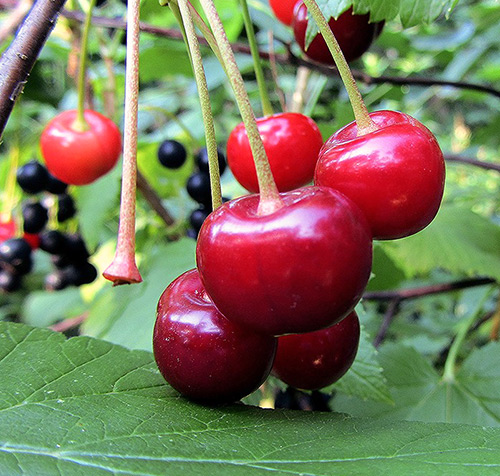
xmin=0 ymin=161 xmax=97 ymax=293
xmin=157 ymin=139 xmax=227 ymax=238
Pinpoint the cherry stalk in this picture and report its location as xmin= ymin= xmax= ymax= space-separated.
xmin=103 ymin=0 xmax=142 ymax=285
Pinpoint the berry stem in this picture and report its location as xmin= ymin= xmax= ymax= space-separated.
xmin=103 ymin=0 xmax=142 ymax=285
xmin=72 ymin=0 xmax=97 ymax=132
xmin=199 ymin=0 xmax=283 ymax=215
xmin=176 ymin=0 xmax=222 ymax=210
xmin=301 ymin=0 xmax=376 ymax=136
xmin=238 ymin=0 xmax=273 ymax=116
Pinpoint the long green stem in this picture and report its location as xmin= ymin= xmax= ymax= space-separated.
xmin=301 ymin=0 xmax=376 ymax=136
xmin=199 ymin=0 xmax=282 ymax=215
xmin=442 ymin=288 xmax=494 ymax=382
xmin=238 ymin=0 xmax=273 ymax=116
xmin=103 ymin=0 xmax=142 ymax=285
xmin=72 ymin=0 xmax=97 ymax=132
xmin=177 ymin=0 xmax=222 ymax=210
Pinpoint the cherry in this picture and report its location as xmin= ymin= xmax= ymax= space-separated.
xmin=226 ymin=112 xmax=323 ymax=193
xmin=0 ymin=219 xmax=16 ymax=243
xmin=196 ymin=186 xmax=372 ymax=336
xmin=16 ymin=160 xmax=49 ymax=194
xmin=153 ymin=269 xmax=277 ymax=403
xmin=293 ymin=4 xmax=383 ymax=64
xmin=269 ymin=0 xmax=300 ymax=26
xmin=157 ymin=139 xmax=187 ymax=169
xmin=195 ymin=146 xmax=227 ymax=175
xmin=272 ymin=311 xmax=360 ymax=390
xmin=40 ymin=109 xmax=122 ymax=186
xmin=315 ymin=110 xmax=445 ymax=240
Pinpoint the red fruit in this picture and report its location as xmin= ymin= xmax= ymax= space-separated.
xmin=0 ymin=219 xmax=16 ymax=243
xmin=293 ymin=3 xmax=383 ymax=64
xmin=315 ymin=110 xmax=445 ymax=240
xmin=40 ymin=109 xmax=122 ymax=185
xmin=269 ymin=0 xmax=300 ymax=26
xmin=23 ymin=233 xmax=40 ymax=250
xmin=196 ymin=186 xmax=372 ymax=336
xmin=153 ymin=269 xmax=277 ymax=403
xmin=226 ymin=112 xmax=323 ymax=193
xmin=272 ymin=311 xmax=360 ymax=390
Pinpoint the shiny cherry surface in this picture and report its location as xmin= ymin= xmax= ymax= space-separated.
xmin=293 ymin=4 xmax=383 ymax=64
xmin=153 ymin=269 xmax=277 ymax=403
xmin=40 ymin=109 xmax=122 ymax=185
xmin=272 ymin=311 xmax=360 ymax=390
xmin=269 ymin=0 xmax=300 ymax=26
xmin=315 ymin=110 xmax=445 ymax=240
xmin=196 ymin=186 xmax=372 ymax=336
xmin=226 ymin=112 xmax=323 ymax=193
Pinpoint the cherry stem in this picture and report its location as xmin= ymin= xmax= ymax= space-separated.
xmin=72 ymin=0 xmax=97 ymax=132
xmin=175 ymin=0 xmax=222 ymax=210
xmin=199 ymin=0 xmax=282 ymax=215
xmin=301 ymin=0 xmax=376 ymax=136
xmin=238 ymin=0 xmax=273 ymax=116
xmin=102 ymin=0 xmax=142 ymax=285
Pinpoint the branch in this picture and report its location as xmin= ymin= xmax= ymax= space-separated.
xmin=136 ymin=169 xmax=175 ymax=226
xmin=373 ymin=299 xmax=401 ymax=348
xmin=363 ymin=277 xmax=496 ymax=302
xmin=0 ymin=0 xmax=68 ymax=138
xmin=444 ymin=154 xmax=500 ymax=173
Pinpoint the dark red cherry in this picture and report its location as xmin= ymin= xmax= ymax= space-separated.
xmin=196 ymin=186 xmax=372 ymax=336
xmin=293 ymin=3 xmax=383 ymax=64
xmin=226 ymin=112 xmax=323 ymax=193
xmin=315 ymin=110 xmax=445 ymax=240
xmin=153 ymin=269 xmax=277 ymax=403
xmin=272 ymin=311 xmax=360 ymax=390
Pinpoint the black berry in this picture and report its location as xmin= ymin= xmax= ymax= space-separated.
xmin=186 ymin=228 xmax=198 ymax=240
xmin=39 ymin=230 xmax=68 ymax=255
xmin=22 ymin=201 xmax=49 ymax=234
xmin=195 ymin=147 xmax=227 ymax=175
xmin=57 ymin=193 xmax=76 ymax=222
xmin=0 ymin=269 xmax=21 ymax=293
xmin=0 ymin=238 xmax=33 ymax=275
xmin=186 ymin=172 xmax=212 ymax=205
xmin=64 ymin=233 xmax=90 ymax=263
xmin=189 ymin=206 xmax=210 ymax=232
xmin=157 ymin=140 xmax=187 ymax=169
xmin=16 ymin=160 xmax=49 ymax=194
xmin=46 ymin=173 xmax=68 ymax=195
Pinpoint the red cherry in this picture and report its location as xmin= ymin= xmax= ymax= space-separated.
xmin=0 ymin=219 xmax=16 ymax=243
xmin=40 ymin=109 xmax=122 ymax=186
xmin=153 ymin=269 xmax=277 ymax=403
xmin=315 ymin=110 xmax=445 ymax=240
xmin=293 ymin=4 xmax=383 ymax=64
xmin=269 ymin=0 xmax=300 ymax=26
xmin=226 ymin=112 xmax=324 ymax=193
xmin=272 ymin=311 xmax=360 ymax=390
xmin=23 ymin=233 xmax=40 ymax=250
xmin=196 ymin=186 xmax=372 ymax=336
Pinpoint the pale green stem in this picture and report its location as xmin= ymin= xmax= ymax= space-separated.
xmin=238 ymin=0 xmax=273 ymax=116
xmin=301 ymin=0 xmax=376 ymax=135
xmin=199 ymin=0 xmax=282 ymax=215
xmin=177 ymin=0 xmax=222 ymax=210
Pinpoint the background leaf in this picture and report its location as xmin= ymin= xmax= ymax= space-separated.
xmin=2 ymin=321 xmax=500 ymax=475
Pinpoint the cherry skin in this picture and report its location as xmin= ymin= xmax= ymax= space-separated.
xmin=269 ymin=0 xmax=300 ymax=26
xmin=153 ymin=269 xmax=277 ymax=403
xmin=226 ymin=112 xmax=324 ymax=193
xmin=315 ymin=110 xmax=445 ymax=240
xmin=0 ymin=219 xmax=16 ymax=244
xmin=40 ymin=109 xmax=122 ymax=186
xmin=293 ymin=3 xmax=383 ymax=64
xmin=272 ymin=311 xmax=360 ymax=390
xmin=196 ymin=186 xmax=372 ymax=336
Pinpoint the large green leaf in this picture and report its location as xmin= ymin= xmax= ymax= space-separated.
xmin=1 ymin=322 xmax=500 ymax=475
xmin=333 ymin=342 xmax=500 ymax=426
xmin=381 ymin=205 xmax=500 ymax=281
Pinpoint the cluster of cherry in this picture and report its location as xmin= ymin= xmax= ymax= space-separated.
xmin=0 ymin=160 xmax=96 ymax=293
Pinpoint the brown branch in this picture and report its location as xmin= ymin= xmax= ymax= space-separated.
xmin=0 ymin=0 xmax=68 ymax=138
xmin=49 ymin=313 xmax=88 ymax=333
xmin=373 ymin=299 xmax=401 ymax=348
xmin=363 ymin=277 xmax=496 ymax=302
xmin=136 ymin=169 xmax=175 ymax=226
xmin=444 ymin=154 xmax=500 ymax=173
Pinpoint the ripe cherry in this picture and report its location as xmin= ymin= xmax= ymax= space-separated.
xmin=226 ymin=112 xmax=323 ymax=193
xmin=196 ymin=186 xmax=372 ymax=336
xmin=40 ymin=109 xmax=122 ymax=185
xmin=315 ymin=110 xmax=445 ymax=240
xmin=272 ymin=311 xmax=360 ymax=390
xmin=293 ymin=4 xmax=383 ymax=64
xmin=153 ymin=269 xmax=277 ymax=403
xmin=0 ymin=219 xmax=16 ymax=243
xmin=269 ymin=0 xmax=300 ymax=26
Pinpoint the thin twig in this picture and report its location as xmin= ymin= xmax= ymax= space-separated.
xmin=445 ymin=154 xmax=500 ymax=173
xmin=49 ymin=313 xmax=88 ymax=333
xmin=373 ymin=299 xmax=401 ymax=348
xmin=136 ymin=169 xmax=175 ymax=226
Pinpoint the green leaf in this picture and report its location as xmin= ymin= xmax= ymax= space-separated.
xmin=381 ymin=205 xmax=500 ymax=281
xmin=2 ymin=322 xmax=500 ymax=475
xmin=330 ymin=326 xmax=394 ymax=404
xmin=333 ymin=342 xmax=500 ymax=426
